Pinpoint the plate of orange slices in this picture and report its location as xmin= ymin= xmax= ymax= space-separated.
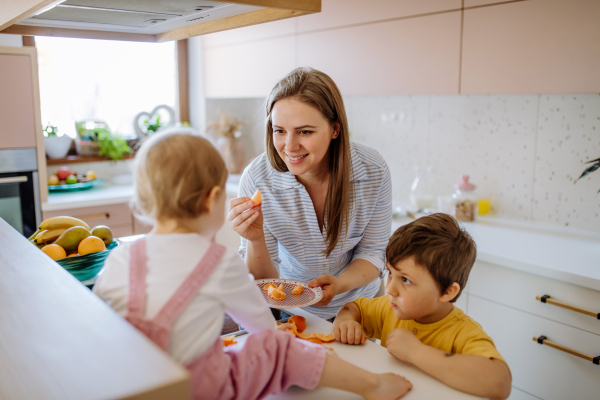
xmin=256 ymin=279 xmax=323 ymax=309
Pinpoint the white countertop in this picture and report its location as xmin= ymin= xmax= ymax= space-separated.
xmin=247 ymin=308 xmax=479 ymax=400
xmin=392 ymin=216 xmax=600 ymax=292
xmin=42 ymin=177 xmax=241 ymax=211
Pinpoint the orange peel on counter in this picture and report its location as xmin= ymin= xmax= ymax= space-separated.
xmin=222 ymin=335 xmax=237 ymax=347
xmin=285 ymin=315 xmax=335 ymax=345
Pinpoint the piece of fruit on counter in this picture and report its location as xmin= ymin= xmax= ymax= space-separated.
xmin=30 ymin=216 xmax=113 ymax=253
xmin=42 ymin=244 xmax=67 ymax=261
xmin=78 ymin=236 xmax=106 ymax=255
xmin=29 ymin=216 xmax=91 ymax=243
xmin=285 ymin=316 xmax=335 ymax=345
xmin=48 ymin=167 xmax=96 ymax=186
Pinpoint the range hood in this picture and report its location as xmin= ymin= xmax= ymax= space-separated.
xmin=0 ymin=0 xmax=320 ymax=42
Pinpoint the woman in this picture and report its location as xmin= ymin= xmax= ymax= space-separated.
xmin=227 ymin=67 xmax=392 ymax=319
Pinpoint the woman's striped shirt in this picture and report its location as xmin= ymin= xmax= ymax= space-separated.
xmin=238 ymin=141 xmax=392 ymax=319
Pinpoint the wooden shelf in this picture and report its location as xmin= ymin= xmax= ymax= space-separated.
xmin=46 ymin=153 xmax=135 ymax=166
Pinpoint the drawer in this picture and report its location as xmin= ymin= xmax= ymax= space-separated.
xmin=111 ymin=225 xmax=133 ymax=238
xmin=469 ymin=295 xmax=600 ymax=400
xmin=43 ymin=203 xmax=133 ymax=230
xmin=470 ymin=261 xmax=600 ymax=336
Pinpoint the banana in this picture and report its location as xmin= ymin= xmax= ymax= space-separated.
xmin=39 ymin=216 xmax=90 ymax=232
xmin=28 ymin=228 xmax=42 ymax=241
xmin=35 ymin=228 xmax=67 ymax=244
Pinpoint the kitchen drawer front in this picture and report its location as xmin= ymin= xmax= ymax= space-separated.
xmin=469 ymin=295 xmax=600 ymax=400
xmin=111 ymin=225 xmax=133 ymax=238
xmin=43 ymin=203 xmax=132 ymax=230
xmin=470 ymin=260 xmax=600 ymax=336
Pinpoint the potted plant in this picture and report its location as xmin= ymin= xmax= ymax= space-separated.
xmin=74 ymin=120 xmax=131 ymax=160
xmin=43 ymin=123 xmax=72 ymax=159
xmin=206 ymin=110 xmax=245 ymax=174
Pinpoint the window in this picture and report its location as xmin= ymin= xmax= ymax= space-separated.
xmin=36 ymin=37 xmax=177 ymax=139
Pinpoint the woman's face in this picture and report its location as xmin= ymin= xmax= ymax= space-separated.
xmin=271 ymin=98 xmax=339 ymax=178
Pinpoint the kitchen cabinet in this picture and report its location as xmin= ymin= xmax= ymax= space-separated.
xmin=204 ymin=35 xmax=297 ymax=98
xmin=298 ymin=11 xmax=462 ymax=95
xmin=297 ymin=0 xmax=462 ymax=33
xmin=461 ymin=0 xmax=600 ymax=94
xmin=0 ymin=46 xmax=47 ymax=200
xmin=465 ymin=261 xmax=600 ymax=400
xmin=203 ymin=17 xmax=296 ymax=48
xmin=43 ymin=203 xmax=134 ymax=237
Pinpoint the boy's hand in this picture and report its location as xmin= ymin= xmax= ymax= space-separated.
xmin=386 ymin=328 xmax=423 ymax=363
xmin=333 ymin=319 xmax=367 ymax=345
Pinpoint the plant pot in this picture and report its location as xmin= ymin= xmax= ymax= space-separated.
xmin=44 ymin=135 xmax=73 ymax=159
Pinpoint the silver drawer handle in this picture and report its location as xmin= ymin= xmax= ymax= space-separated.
xmin=536 ymin=295 xmax=600 ymax=320
xmin=0 ymin=176 xmax=28 ymax=184
xmin=534 ymin=336 xmax=600 ymax=365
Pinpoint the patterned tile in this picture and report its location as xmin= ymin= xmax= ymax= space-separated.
xmin=533 ymin=94 xmax=600 ymax=230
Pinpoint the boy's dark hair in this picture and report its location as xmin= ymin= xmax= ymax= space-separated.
xmin=386 ymin=213 xmax=476 ymax=302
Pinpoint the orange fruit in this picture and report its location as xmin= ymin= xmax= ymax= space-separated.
xmin=291 ymin=284 xmax=303 ymax=295
xmin=78 ymin=236 xmax=106 ymax=255
xmin=268 ymin=286 xmax=286 ymax=300
xmin=67 ymin=253 xmax=79 ymax=257
xmin=251 ymin=190 xmax=261 ymax=206
xmin=42 ymin=244 xmax=66 ymax=260
xmin=222 ymin=335 xmax=237 ymax=347
xmin=263 ymin=283 xmax=277 ymax=291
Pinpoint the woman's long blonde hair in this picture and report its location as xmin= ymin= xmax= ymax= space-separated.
xmin=265 ymin=67 xmax=353 ymax=257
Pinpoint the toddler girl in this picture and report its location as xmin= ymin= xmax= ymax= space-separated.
xmin=93 ymin=130 xmax=412 ymax=400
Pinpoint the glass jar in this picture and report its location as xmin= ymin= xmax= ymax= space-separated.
xmin=410 ymin=166 xmax=436 ymax=211
xmin=452 ymin=175 xmax=477 ymax=222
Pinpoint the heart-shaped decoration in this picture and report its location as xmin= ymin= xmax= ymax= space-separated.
xmin=133 ymin=104 xmax=175 ymax=140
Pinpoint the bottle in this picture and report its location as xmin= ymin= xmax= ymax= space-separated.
xmin=452 ymin=175 xmax=477 ymax=222
xmin=410 ymin=166 xmax=436 ymax=211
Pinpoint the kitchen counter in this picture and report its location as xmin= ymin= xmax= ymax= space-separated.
xmin=0 ymin=219 xmax=189 ymax=400
xmin=248 ymin=308 xmax=479 ymax=400
xmin=392 ymin=216 xmax=600 ymax=292
xmin=42 ymin=174 xmax=242 ymax=212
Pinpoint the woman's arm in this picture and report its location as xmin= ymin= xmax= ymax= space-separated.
xmin=245 ymin=231 xmax=279 ymax=279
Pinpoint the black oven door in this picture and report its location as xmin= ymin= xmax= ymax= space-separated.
xmin=0 ymin=171 xmax=40 ymax=238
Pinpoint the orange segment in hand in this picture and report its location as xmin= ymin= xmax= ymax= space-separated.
xmin=291 ymin=284 xmax=303 ymax=295
xmin=251 ymin=190 xmax=261 ymax=206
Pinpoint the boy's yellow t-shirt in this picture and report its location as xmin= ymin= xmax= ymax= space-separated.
xmin=353 ymin=296 xmax=506 ymax=363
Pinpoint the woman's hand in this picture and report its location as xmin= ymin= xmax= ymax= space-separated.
xmin=307 ymin=274 xmax=338 ymax=307
xmin=227 ymin=197 xmax=264 ymax=242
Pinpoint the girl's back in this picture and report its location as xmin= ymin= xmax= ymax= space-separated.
xmin=94 ymin=233 xmax=275 ymax=364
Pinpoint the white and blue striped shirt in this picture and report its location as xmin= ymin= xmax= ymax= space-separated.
xmin=238 ymin=141 xmax=392 ymax=319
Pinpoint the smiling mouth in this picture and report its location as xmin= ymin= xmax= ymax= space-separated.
xmin=286 ymin=153 xmax=308 ymax=161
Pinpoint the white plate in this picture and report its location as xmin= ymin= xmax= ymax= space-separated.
xmin=256 ymin=279 xmax=322 ymax=309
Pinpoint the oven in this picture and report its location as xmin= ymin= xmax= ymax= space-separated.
xmin=0 ymin=148 xmax=41 ymax=238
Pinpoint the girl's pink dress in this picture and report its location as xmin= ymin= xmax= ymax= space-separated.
xmin=124 ymin=238 xmax=326 ymax=400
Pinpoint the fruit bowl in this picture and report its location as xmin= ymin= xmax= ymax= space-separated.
xmin=56 ymin=240 xmax=118 ymax=282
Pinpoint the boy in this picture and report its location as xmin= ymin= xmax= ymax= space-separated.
xmin=333 ymin=213 xmax=512 ymax=400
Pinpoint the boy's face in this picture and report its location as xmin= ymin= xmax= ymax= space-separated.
xmin=385 ymin=256 xmax=445 ymax=322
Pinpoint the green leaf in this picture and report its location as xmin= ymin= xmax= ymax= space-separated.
xmin=576 ymin=161 xmax=600 ymax=181
xmin=97 ymin=132 xmax=131 ymax=160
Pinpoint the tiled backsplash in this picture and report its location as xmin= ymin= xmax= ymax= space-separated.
xmin=211 ymin=94 xmax=600 ymax=232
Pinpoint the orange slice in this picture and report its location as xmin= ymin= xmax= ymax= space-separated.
xmin=222 ymin=335 xmax=237 ymax=347
xmin=291 ymin=284 xmax=303 ymax=295
xmin=268 ymin=285 xmax=286 ymax=300
xmin=285 ymin=318 xmax=335 ymax=343
xmin=251 ymin=190 xmax=261 ymax=206
xmin=262 ymin=283 xmax=277 ymax=291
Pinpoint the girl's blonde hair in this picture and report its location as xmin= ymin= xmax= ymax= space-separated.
xmin=265 ymin=67 xmax=353 ymax=257
xmin=132 ymin=130 xmax=228 ymax=224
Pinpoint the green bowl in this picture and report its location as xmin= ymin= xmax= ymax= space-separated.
xmin=56 ymin=240 xmax=118 ymax=281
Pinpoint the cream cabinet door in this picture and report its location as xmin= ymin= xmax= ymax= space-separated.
xmin=0 ymin=53 xmax=36 ymax=149
xmin=298 ymin=11 xmax=462 ymax=95
xmin=462 ymin=0 xmax=600 ymax=94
